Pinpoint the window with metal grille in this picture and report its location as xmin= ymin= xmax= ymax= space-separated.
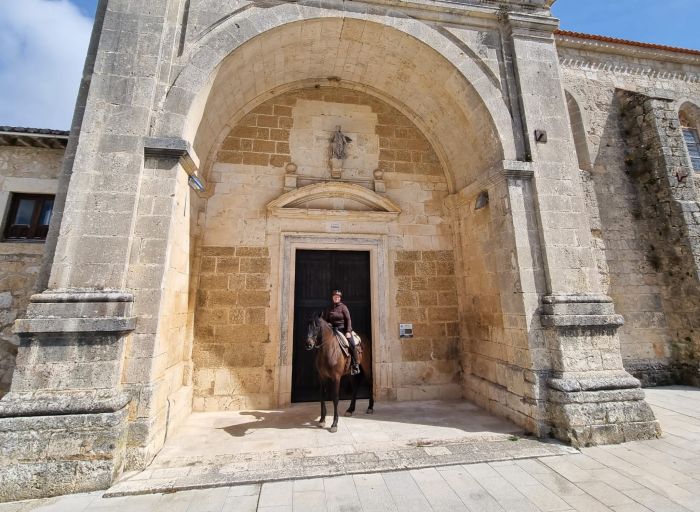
xmin=683 ymin=127 xmax=700 ymax=172
xmin=3 ymin=193 xmax=54 ymax=241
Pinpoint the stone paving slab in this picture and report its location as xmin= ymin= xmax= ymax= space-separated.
xmin=106 ymin=436 xmax=575 ymax=497
xmin=105 ymin=399 xmax=576 ymax=496
xmin=2 ymin=387 xmax=700 ymax=511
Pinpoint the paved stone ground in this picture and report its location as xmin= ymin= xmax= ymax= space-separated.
xmin=104 ymin=399 xmax=576 ymax=496
xmin=1 ymin=386 xmax=699 ymax=511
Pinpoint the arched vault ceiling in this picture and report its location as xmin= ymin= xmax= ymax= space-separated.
xmin=166 ymin=16 xmax=512 ymax=192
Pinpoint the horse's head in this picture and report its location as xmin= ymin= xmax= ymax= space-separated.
xmin=306 ymin=313 xmax=323 ymax=351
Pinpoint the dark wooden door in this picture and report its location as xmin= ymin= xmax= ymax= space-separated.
xmin=292 ymin=250 xmax=372 ymax=403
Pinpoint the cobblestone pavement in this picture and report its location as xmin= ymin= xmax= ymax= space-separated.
xmin=1 ymin=386 xmax=699 ymax=511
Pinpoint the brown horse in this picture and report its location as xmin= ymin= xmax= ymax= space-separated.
xmin=305 ymin=313 xmax=374 ymax=432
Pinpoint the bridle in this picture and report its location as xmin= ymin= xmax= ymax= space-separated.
xmin=306 ymin=316 xmax=326 ymax=351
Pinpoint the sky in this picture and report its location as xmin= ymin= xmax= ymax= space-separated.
xmin=0 ymin=0 xmax=698 ymax=130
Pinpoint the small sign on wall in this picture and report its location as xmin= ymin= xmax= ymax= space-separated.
xmin=399 ymin=323 xmax=413 ymax=338
xmin=327 ymin=222 xmax=342 ymax=233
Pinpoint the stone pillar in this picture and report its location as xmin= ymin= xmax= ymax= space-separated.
xmin=0 ymin=0 xmax=195 ymax=501
xmin=505 ymin=13 xmax=660 ymax=445
xmin=621 ymin=92 xmax=700 ymax=386
xmin=0 ymin=291 xmax=134 ymax=502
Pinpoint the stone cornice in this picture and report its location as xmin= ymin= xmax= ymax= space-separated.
xmin=556 ymin=32 xmax=700 ymax=78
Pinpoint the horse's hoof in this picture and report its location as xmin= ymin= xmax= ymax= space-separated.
xmin=330 ymin=426 xmax=338 ymax=433
xmin=366 ymin=409 xmax=374 ymax=415
xmin=318 ymin=421 xmax=325 ymax=428
xmin=345 ymin=411 xmax=353 ymax=417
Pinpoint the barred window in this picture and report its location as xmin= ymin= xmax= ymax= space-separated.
xmin=683 ymin=127 xmax=700 ymax=172
xmin=3 ymin=193 xmax=54 ymax=241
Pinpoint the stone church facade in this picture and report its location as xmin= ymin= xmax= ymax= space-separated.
xmin=1 ymin=0 xmax=699 ymax=501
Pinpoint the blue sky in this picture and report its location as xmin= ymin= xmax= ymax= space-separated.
xmin=552 ymin=0 xmax=700 ymax=50
xmin=0 ymin=0 xmax=697 ymax=130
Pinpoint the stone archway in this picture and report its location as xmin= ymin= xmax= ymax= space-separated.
xmin=190 ymin=84 xmax=468 ymax=410
xmin=154 ymin=15 xmax=516 ymax=192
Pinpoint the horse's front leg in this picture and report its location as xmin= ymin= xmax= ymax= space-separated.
xmin=330 ymin=378 xmax=341 ymax=433
xmin=319 ymin=381 xmax=326 ymax=427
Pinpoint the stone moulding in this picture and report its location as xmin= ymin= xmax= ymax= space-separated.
xmin=0 ymin=390 xmax=131 ymax=418
xmin=267 ymin=182 xmax=402 ymax=220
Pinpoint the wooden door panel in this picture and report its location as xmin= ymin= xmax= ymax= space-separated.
xmin=292 ymin=250 xmax=372 ymax=403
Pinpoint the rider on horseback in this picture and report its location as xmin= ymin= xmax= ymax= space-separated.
xmin=323 ymin=290 xmax=360 ymax=375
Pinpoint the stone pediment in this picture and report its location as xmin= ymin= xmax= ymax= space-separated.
xmin=267 ymin=182 xmax=401 ymax=220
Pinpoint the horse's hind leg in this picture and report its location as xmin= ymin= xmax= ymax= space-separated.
xmin=345 ymin=374 xmax=358 ymax=417
xmin=330 ymin=378 xmax=340 ymax=433
xmin=366 ymin=372 xmax=374 ymax=414
xmin=319 ymin=382 xmax=327 ymax=427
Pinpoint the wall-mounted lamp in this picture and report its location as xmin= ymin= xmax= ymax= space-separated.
xmin=475 ymin=191 xmax=489 ymax=210
xmin=534 ymin=129 xmax=548 ymax=143
xmin=188 ymin=174 xmax=206 ymax=193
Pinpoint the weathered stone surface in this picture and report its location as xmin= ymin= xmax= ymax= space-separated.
xmin=2 ymin=0 xmax=699 ymax=502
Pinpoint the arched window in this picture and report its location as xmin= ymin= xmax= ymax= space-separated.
xmin=679 ymin=104 xmax=700 ymax=172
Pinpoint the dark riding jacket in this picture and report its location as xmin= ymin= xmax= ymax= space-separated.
xmin=324 ymin=302 xmax=352 ymax=334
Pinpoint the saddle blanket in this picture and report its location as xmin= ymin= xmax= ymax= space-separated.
xmin=333 ymin=330 xmax=361 ymax=357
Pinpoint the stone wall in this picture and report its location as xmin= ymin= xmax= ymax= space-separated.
xmin=0 ymin=146 xmax=62 ymax=395
xmin=392 ymin=250 xmax=460 ymax=401
xmin=451 ymin=175 xmax=548 ymax=435
xmin=193 ymin=246 xmax=272 ymax=411
xmin=559 ymin=41 xmax=700 ymax=385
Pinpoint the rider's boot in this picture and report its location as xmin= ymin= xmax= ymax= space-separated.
xmin=349 ymin=343 xmax=360 ymax=375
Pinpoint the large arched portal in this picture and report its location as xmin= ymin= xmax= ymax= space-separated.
xmin=169 ymin=17 xmax=523 ymax=415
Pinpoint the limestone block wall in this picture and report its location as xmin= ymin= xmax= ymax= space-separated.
xmin=392 ymin=250 xmax=460 ymax=401
xmin=451 ymin=176 xmax=548 ymax=433
xmin=0 ymin=146 xmax=62 ymax=395
xmin=193 ymin=246 xmax=272 ymax=411
xmin=558 ymin=41 xmax=700 ymax=384
xmin=194 ymin=86 xmax=456 ymax=410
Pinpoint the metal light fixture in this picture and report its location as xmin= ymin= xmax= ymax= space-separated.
xmin=475 ymin=191 xmax=489 ymax=210
xmin=188 ymin=174 xmax=206 ymax=193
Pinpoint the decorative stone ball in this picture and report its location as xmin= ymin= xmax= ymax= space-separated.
xmin=373 ymin=169 xmax=384 ymax=180
xmin=285 ymin=163 xmax=298 ymax=174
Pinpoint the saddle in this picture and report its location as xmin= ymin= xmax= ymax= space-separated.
xmin=332 ymin=330 xmax=361 ymax=358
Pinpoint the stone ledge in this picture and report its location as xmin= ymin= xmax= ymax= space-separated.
xmin=540 ymin=314 xmax=624 ymax=328
xmin=548 ymin=374 xmax=641 ymax=393
xmin=144 ymin=136 xmax=199 ymax=175
xmin=14 ymin=316 xmax=136 ymax=334
xmin=0 ymin=390 xmax=130 ymax=418
xmin=30 ymin=290 xmax=134 ymax=303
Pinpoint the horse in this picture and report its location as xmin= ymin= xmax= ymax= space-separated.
xmin=305 ymin=313 xmax=374 ymax=433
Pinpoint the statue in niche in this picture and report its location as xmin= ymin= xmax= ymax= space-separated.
xmin=330 ymin=126 xmax=352 ymax=179
xmin=331 ymin=126 xmax=352 ymax=159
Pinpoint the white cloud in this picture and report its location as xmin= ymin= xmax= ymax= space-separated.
xmin=0 ymin=0 xmax=93 ymax=130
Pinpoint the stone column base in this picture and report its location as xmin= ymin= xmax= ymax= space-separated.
xmin=547 ymin=374 xmax=661 ymax=447
xmin=0 ymin=290 xmax=136 ymax=502
xmin=0 ymin=390 xmax=130 ymax=502
xmin=542 ymin=294 xmax=661 ymax=447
